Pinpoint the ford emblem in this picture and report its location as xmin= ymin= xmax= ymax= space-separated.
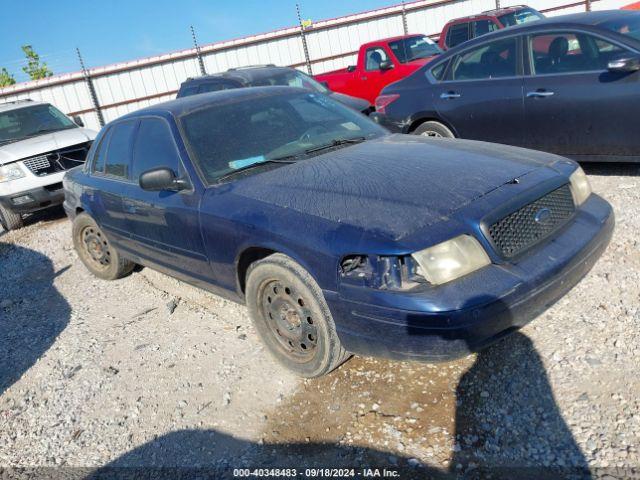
xmin=534 ymin=207 xmax=552 ymax=225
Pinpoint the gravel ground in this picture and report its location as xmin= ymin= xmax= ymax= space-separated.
xmin=0 ymin=164 xmax=639 ymax=479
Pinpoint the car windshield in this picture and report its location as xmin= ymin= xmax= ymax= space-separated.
xmin=389 ymin=35 xmax=442 ymax=63
xmin=0 ymin=103 xmax=76 ymax=145
xmin=498 ymin=7 xmax=544 ymax=27
xmin=247 ymin=69 xmax=330 ymax=94
xmin=600 ymin=15 xmax=640 ymax=41
xmin=180 ymin=91 xmax=386 ymax=183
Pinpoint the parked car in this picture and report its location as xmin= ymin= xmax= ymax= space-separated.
xmin=314 ymin=34 xmax=442 ymax=104
xmin=64 ymin=87 xmax=613 ymax=377
xmin=439 ymin=5 xmax=544 ymax=50
xmin=0 ymin=100 xmax=96 ymax=231
xmin=177 ymin=65 xmax=372 ymax=114
xmin=374 ymin=10 xmax=640 ymax=162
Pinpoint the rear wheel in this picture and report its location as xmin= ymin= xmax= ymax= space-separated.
xmin=246 ymin=253 xmax=350 ymax=378
xmin=412 ymin=121 xmax=455 ymax=138
xmin=0 ymin=204 xmax=24 ymax=231
xmin=72 ymin=213 xmax=134 ymax=280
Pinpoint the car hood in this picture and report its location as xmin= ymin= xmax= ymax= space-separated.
xmin=0 ymin=127 xmax=97 ymax=165
xmin=231 ymin=134 xmax=561 ymax=241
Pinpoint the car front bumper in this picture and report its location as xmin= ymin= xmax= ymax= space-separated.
xmin=0 ymin=182 xmax=65 ymax=214
xmin=325 ymin=194 xmax=614 ymax=361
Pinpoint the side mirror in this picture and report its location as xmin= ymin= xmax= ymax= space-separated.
xmin=139 ymin=167 xmax=189 ymax=192
xmin=379 ymin=60 xmax=394 ymax=71
xmin=73 ymin=115 xmax=84 ymax=127
xmin=347 ymin=65 xmax=356 ymax=73
xmin=607 ymin=55 xmax=640 ymax=73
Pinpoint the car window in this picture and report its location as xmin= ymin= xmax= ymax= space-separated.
xmin=178 ymin=85 xmax=198 ymax=97
xmin=91 ymin=128 xmax=112 ymax=173
xmin=600 ymin=16 xmax=640 ymax=41
xmin=132 ymin=118 xmax=182 ymax=181
xmin=472 ymin=19 xmax=499 ymax=37
xmin=365 ymin=47 xmax=390 ymax=71
xmin=499 ymin=7 xmax=544 ymax=27
xmin=198 ymin=81 xmax=237 ymax=94
xmin=103 ymin=120 xmax=136 ymax=179
xmin=530 ymin=32 xmax=627 ymax=75
xmin=389 ymin=35 xmax=442 ymax=62
xmin=430 ymin=61 xmax=448 ymax=81
xmin=451 ymin=37 xmax=517 ymax=80
xmin=447 ymin=23 xmax=470 ymax=48
xmin=180 ymin=91 xmax=386 ymax=184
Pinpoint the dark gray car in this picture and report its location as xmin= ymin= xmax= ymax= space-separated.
xmin=374 ymin=10 xmax=640 ymax=162
xmin=177 ymin=65 xmax=372 ymax=114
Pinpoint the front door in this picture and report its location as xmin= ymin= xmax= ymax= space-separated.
xmin=121 ymin=116 xmax=211 ymax=284
xmin=360 ymin=46 xmax=399 ymax=103
xmin=522 ymin=30 xmax=640 ymax=160
xmin=433 ymin=36 xmax=525 ymax=146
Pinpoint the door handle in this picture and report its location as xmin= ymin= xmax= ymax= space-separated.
xmin=440 ymin=91 xmax=461 ymax=99
xmin=527 ymin=90 xmax=555 ymax=98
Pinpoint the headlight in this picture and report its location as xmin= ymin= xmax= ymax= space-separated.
xmin=411 ymin=234 xmax=491 ymax=285
xmin=0 ymin=163 xmax=26 ymax=183
xmin=569 ymin=166 xmax=591 ymax=206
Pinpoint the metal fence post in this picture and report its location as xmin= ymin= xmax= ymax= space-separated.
xmin=296 ymin=3 xmax=313 ymax=75
xmin=585 ymin=0 xmax=592 ymax=11
xmin=191 ymin=26 xmax=207 ymax=76
xmin=401 ymin=1 xmax=409 ymax=35
xmin=495 ymin=0 xmax=501 ymax=9
xmin=76 ymin=48 xmax=104 ymax=127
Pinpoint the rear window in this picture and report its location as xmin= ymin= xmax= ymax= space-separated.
xmin=103 ymin=120 xmax=136 ymax=179
xmin=498 ymin=7 xmax=544 ymax=27
xmin=389 ymin=36 xmax=442 ymax=62
xmin=447 ymin=23 xmax=470 ymax=48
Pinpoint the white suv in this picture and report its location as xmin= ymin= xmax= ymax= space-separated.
xmin=0 ymin=100 xmax=97 ymax=231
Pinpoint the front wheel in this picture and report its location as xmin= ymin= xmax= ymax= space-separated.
xmin=245 ymin=253 xmax=351 ymax=378
xmin=72 ymin=213 xmax=134 ymax=280
xmin=412 ymin=121 xmax=455 ymax=138
xmin=0 ymin=204 xmax=24 ymax=231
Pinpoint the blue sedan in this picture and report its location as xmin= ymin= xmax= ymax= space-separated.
xmin=63 ymin=87 xmax=613 ymax=377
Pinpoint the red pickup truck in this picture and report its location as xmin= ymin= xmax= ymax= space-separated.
xmin=315 ymin=34 xmax=442 ymax=105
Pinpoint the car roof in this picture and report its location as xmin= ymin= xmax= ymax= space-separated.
xmin=442 ymin=9 xmax=640 ymax=52
xmin=361 ymin=34 xmax=425 ymax=46
xmin=445 ymin=4 xmax=532 ymax=23
xmin=181 ymin=65 xmax=304 ymax=87
xmin=118 ymin=86 xmax=306 ymax=121
xmin=0 ymin=99 xmax=46 ymax=113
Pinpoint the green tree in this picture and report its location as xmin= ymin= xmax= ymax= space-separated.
xmin=21 ymin=45 xmax=53 ymax=80
xmin=0 ymin=67 xmax=16 ymax=87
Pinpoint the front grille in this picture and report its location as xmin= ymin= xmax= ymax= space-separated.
xmin=21 ymin=142 xmax=91 ymax=176
xmin=488 ymin=184 xmax=575 ymax=258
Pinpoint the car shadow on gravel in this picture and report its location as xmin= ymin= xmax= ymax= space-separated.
xmin=0 ymin=241 xmax=70 ymax=396
xmin=87 ymin=430 xmax=444 ymax=480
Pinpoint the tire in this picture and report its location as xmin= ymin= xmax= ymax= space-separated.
xmin=412 ymin=120 xmax=455 ymax=138
xmin=72 ymin=213 xmax=134 ymax=280
xmin=0 ymin=204 xmax=24 ymax=231
xmin=245 ymin=253 xmax=351 ymax=378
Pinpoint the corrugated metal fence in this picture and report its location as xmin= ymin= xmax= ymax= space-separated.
xmin=0 ymin=0 xmax=627 ymax=130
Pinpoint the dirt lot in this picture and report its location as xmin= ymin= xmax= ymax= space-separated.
xmin=1 ymin=164 xmax=639 ymax=479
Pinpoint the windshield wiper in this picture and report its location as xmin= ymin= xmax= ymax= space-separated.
xmin=304 ymin=137 xmax=366 ymax=155
xmin=217 ymin=158 xmax=297 ymax=182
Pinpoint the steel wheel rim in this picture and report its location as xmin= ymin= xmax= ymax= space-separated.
xmin=80 ymin=226 xmax=111 ymax=270
xmin=259 ymin=279 xmax=318 ymax=362
xmin=421 ymin=130 xmax=443 ymax=138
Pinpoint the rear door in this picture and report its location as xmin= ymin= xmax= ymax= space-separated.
xmin=86 ymin=120 xmax=137 ymax=250
xmin=522 ymin=30 xmax=640 ymax=159
xmin=432 ymin=35 xmax=525 ymax=146
xmin=122 ymin=116 xmax=210 ymax=283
